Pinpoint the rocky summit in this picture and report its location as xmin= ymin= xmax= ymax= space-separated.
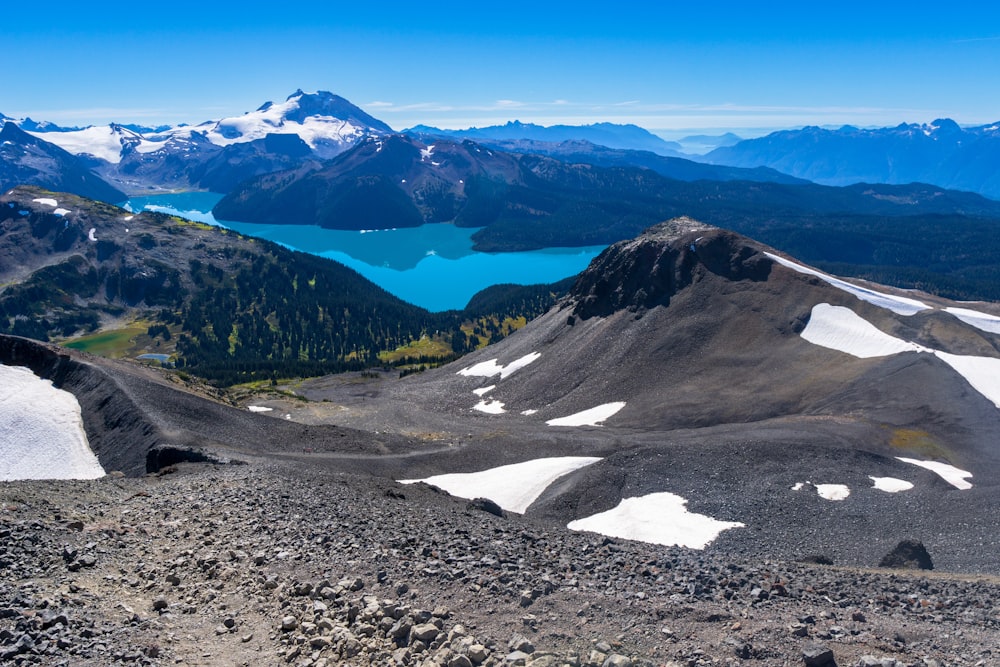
xmin=3 ymin=217 xmax=1000 ymax=665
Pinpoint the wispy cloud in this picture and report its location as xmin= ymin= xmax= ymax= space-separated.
xmin=951 ymin=35 xmax=1000 ymax=43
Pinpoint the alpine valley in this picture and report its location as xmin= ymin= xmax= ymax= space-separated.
xmin=2 ymin=92 xmax=1000 ymax=666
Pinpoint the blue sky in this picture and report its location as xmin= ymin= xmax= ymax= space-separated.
xmin=5 ymin=1 xmax=1000 ymax=137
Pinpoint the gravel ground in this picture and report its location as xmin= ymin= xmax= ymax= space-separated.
xmin=2 ymin=462 xmax=998 ymax=667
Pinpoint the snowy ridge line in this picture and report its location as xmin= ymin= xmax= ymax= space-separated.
xmin=765 ymin=252 xmax=930 ymax=315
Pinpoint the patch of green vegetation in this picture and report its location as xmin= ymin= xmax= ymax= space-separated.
xmin=63 ymin=325 xmax=147 ymax=358
xmin=888 ymin=428 xmax=951 ymax=460
xmin=378 ymin=335 xmax=453 ymax=363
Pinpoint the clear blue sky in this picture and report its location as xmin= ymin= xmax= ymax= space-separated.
xmin=5 ymin=1 xmax=999 ymax=136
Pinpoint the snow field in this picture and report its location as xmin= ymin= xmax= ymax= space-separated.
xmin=567 ymin=492 xmax=745 ymax=550
xmin=944 ymin=307 xmax=1000 ymax=334
xmin=546 ymin=402 xmax=627 ymax=427
xmin=802 ymin=303 xmax=1000 ymax=409
xmin=870 ymin=476 xmax=914 ymax=493
xmin=399 ymin=456 xmax=601 ymax=514
xmin=0 ymin=364 xmax=104 ymax=481
xmin=896 ymin=457 xmax=973 ymax=490
xmin=457 ymin=352 xmax=541 ymax=380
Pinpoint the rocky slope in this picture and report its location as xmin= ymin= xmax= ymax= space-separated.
xmin=4 ymin=218 xmax=1000 ymax=664
xmin=2 ymin=462 xmax=998 ymax=666
xmin=0 ymin=123 xmax=125 ymax=203
xmin=293 ymin=219 xmax=1000 ymax=573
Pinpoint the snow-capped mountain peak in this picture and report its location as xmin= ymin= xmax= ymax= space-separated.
xmin=166 ymin=90 xmax=392 ymax=158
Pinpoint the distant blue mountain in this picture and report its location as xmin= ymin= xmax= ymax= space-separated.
xmin=407 ymin=120 xmax=684 ymax=156
xmin=705 ymin=119 xmax=1000 ymax=199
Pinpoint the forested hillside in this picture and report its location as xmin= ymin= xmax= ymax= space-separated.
xmin=0 ymin=187 xmax=564 ymax=385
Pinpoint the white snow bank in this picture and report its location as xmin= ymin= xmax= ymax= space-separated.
xmin=896 ymin=457 xmax=973 ymax=490
xmin=801 ymin=303 xmax=927 ymax=358
xmin=53 ymin=208 xmax=71 ymax=216
xmin=88 ymin=228 xmax=97 ymax=242
xmin=944 ymin=307 xmax=1000 ymax=334
xmin=33 ymin=197 xmax=58 ymax=207
xmin=457 ymin=352 xmax=541 ymax=380
xmin=0 ymin=364 xmax=104 ymax=481
xmin=791 ymin=481 xmax=850 ymax=500
xmin=473 ymin=399 xmax=506 ymax=414
xmin=766 ymin=252 xmax=930 ymax=315
xmin=546 ymin=402 xmax=626 ymax=427
xmin=247 ymin=406 xmax=273 ymax=413
xmin=472 ymin=385 xmax=495 ymax=397
xmin=933 ymin=351 xmax=1000 ymax=409
xmin=567 ymin=492 xmax=745 ymax=549
xmin=27 ymin=125 xmax=156 ymax=164
xmin=802 ymin=304 xmax=1000 ymax=409
xmin=870 ymin=476 xmax=914 ymax=493
xmin=815 ymin=483 xmax=850 ymax=501
xmin=399 ymin=456 xmax=601 ymax=514
xmin=521 ymin=409 xmax=538 ymax=416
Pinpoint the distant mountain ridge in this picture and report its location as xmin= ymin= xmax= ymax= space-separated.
xmin=10 ymin=90 xmax=393 ymax=194
xmin=408 ymin=120 xmax=684 ymax=156
xmin=0 ymin=123 xmax=125 ymax=203
xmin=705 ymin=119 xmax=1000 ymax=199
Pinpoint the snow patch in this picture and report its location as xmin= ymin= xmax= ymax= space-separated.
xmin=791 ymin=481 xmax=850 ymax=500
xmin=247 ymin=406 xmax=273 ymax=413
xmin=0 ymin=363 xmax=104 ymax=481
xmin=88 ymin=228 xmax=97 ymax=242
xmin=546 ymin=402 xmax=626 ymax=427
xmin=897 ymin=457 xmax=972 ymax=490
xmin=473 ymin=399 xmax=506 ymax=414
xmin=399 ymin=456 xmax=601 ymax=514
xmin=32 ymin=197 xmax=58 ymax=207
xmin=472 ymin=385 xmax=495 ymax=397
xmin=870 ymin=476 xmax=914 ymax=493
xmin=801 ymin=304 xmax=927 ymax=358
xmin=458 ymin=352 xmax=541 ymax=380
xmin=766 ymin=252 xmax=930 ymax=315
xmin=53 ymin=208 xmax=71 ymax=216
xmin=567 ymin=492 xmax=745 ymax=549
xmin=521 ymin=409 xmax=538 ymax=416
xmin=932 ymin=351 xmax=1000 ymax=409
xmin=944 ymin=307 xmax=1000 ymax=334
xmin=815 ymin=484 xmax=850 ymax=501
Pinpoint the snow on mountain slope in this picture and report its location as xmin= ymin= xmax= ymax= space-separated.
xmin=152 ymin=90 xmax=389 ymax=157
xmin=23 ymin=91 xmax=390 ymax=167
xmin=400 ymin=456 xmax=601 ymax=514
xmin=800 ymin=303 xmax=1000 ymax=408
xmin=26 ymin=124 xmax=160 ymax=164
xmin=0 ymin=363 xmax=104 ymax=481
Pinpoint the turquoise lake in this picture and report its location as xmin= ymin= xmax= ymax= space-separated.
xmin=125 ymin=192 xmax=605 ymax=312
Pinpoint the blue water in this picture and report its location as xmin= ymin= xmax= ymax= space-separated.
xmin=126 ymin=193 xmax=605 ymax=311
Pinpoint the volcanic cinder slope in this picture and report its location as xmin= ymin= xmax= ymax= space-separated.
xmin=299 ymin=218 xmax=1000 ymax=573
xmin=4 ymin=218 xmax=1000 ymax=665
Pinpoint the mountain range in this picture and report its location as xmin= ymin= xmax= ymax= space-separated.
xmin=407 ymin=120 xmax=685 ymax=156
xmin=706 ymin=119 xmax=1000 ymax=199
xmin=6 ymin=90 xmax=1000 ymax=303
